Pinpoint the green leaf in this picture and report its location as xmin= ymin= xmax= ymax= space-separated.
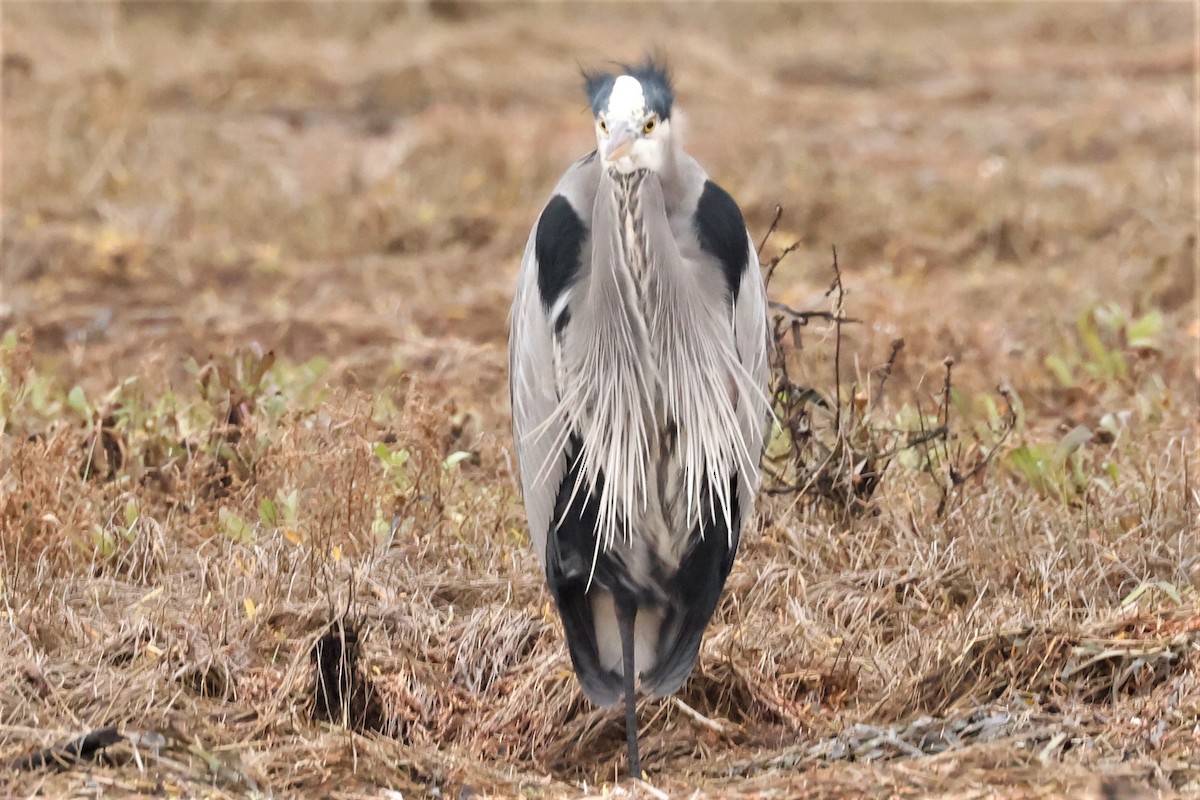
xmin=93 ymin=526 xmax=115 ymax=558
xmin=1076 ymin=307 xmax=1116 ymax=380
xmin=67 ymin=385 xmax=91 ymax=418
xmin=1127 ymin=309 xmax=1164 ymax=350
xmin=1120 ymin=582 xmax=1150 ymax=608
xmin=371 ymin=512 xmax=391 ymax=540
xmin=1005 ymin=442 xmax=1070 ymax=498
xmin=279 ymin=489 xmax=299 ymax=522
xmin=258 ymin=497 xmax=278 ymax=526
xmin=1157 ymin=581 xmax=1182 ymax=606
xmin=123 ymin=498 xmax=139 ymax=527
xmin=1044 ymin=355 xmax=1075 ymax=388
xmin=374 ymin=443 xmax=410 ymax=471
xmin=1109 ymin=348 xmax=1128 ymax=380
xmin=1122 ymin=581 xmax=1184 ymax=608
xmin=443 ymin=451 xmax=472 ymax=470
xmin=219 ymin=508 xmax=255 ymax=544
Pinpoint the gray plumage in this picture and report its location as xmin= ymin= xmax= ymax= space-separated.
xmin=509 ymin=59 xmax=770 ymax=776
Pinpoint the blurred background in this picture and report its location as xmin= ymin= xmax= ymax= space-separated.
xmin=4 ymin=1 xmax=1193 ymax=425
xmin=2 ymin=4 xmax=1196 ymax=795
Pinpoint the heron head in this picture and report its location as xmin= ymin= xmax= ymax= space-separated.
xmin=584 ymin=59 xmax=674 ymax=175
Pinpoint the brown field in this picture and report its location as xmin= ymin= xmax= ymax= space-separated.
xmin=2 ymin=2 xmax=1197 ymax=798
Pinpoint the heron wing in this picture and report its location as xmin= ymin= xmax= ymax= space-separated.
xmin=512 ymin=153 xmax=635 ymax=705
xmin=731 ymin=232 xmax=772 ymax=531
xmin=509 ymin=152 xmax=599 ymax=568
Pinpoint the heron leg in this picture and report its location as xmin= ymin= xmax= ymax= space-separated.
xmin=614 ymin=594 xmax=641 ymax=779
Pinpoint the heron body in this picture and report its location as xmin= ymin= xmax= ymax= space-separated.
xmin=509 ymin=60 xmax=770 ymax=776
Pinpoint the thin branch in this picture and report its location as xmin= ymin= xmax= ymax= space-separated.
xmin=952 ymin=386 xmax=1018 ymax=485
xmin=756 ymin=204 xmax=804 ymax=293
xmin=872 ymin=338 xmax=905 ymax=410
xmin=672 ymin=696 xmax=730 ymax=735
xmin=763 ymin=241 xmax=1011 ymax=519
xmin=872 ymin=425 xmax=950 ymax=460
xmin=933 ymin=382 xmax=1018 ymax=517
xmin=757 ymin=204 xmax=783 ymax=257
xmin=768 ymin=302 xmax=860 ymax=326
xmin=938 ymin=358 xmax=955 ymax=473
xmin=763 ymin=239 xmax=803 ymax=290
xmin=829 ymin=246 xmax=845 ymax=437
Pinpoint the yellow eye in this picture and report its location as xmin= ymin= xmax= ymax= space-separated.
xmin=599 ymin=119 xmax=609 ymax=134
xmin=642 ymin=118 xmax=657 ymax=134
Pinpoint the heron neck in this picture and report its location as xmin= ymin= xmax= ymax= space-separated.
xmin=654 ymin=144 xmax=685 ymax=212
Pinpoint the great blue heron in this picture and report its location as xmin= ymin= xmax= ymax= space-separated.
xmin=509 ymin=59 xmax=770 ymax=777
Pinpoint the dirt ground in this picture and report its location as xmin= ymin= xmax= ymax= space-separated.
xmin=1 ymin=2 xmax=1197 ymax=799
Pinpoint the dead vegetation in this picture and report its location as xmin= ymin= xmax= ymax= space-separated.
xmin=762 ymin=238 xmax=1019 ymax=520
xmin=2 ymin=2 xmax=1197 ymax=798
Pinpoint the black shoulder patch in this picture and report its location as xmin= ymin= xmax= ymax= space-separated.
xmin=694 ymin=180 xmax=749 ymax=303
xmin=535 ymin=194 xmax=587 ymax=312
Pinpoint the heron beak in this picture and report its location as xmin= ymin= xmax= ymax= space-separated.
xmin=605 ymin=122 xmax=637 ymax=162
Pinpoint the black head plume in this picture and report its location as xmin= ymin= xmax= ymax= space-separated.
xmin=582 ymin=56 xmax=674 ymax=119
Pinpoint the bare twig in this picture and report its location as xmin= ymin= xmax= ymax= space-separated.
xmin=763 ymin=240 xmax=802 ymax=288
xmin=757 ymin=204 xmax=783 ymax=257
xmin=939 ymin=358 xmax=955 ymax=474
xmin=872 ymin=339 xmax=905 ymax=410
xmin=671 ymin=697 xmax=729 ymax=735
xmin=929 ymin=377 xmax=1019 ymax=517
xmin=758 ymin=207 xmax=804 ymax=290
xmin=828 ymin=246 xmax=846 ymax=437
xmin=768 ymin=302 xmax=860 ymax=327
xmin=873 ymin=425 xmax=950 ymax=460
xmin=763 ymin=243 xmax=1015 ymax=520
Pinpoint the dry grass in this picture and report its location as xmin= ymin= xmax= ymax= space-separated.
xmin=2 ymin=2 xmax=1197 ymax=798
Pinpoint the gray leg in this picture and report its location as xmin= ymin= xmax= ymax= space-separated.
xmin=614 ymin=596 xmax=641 ymax=778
